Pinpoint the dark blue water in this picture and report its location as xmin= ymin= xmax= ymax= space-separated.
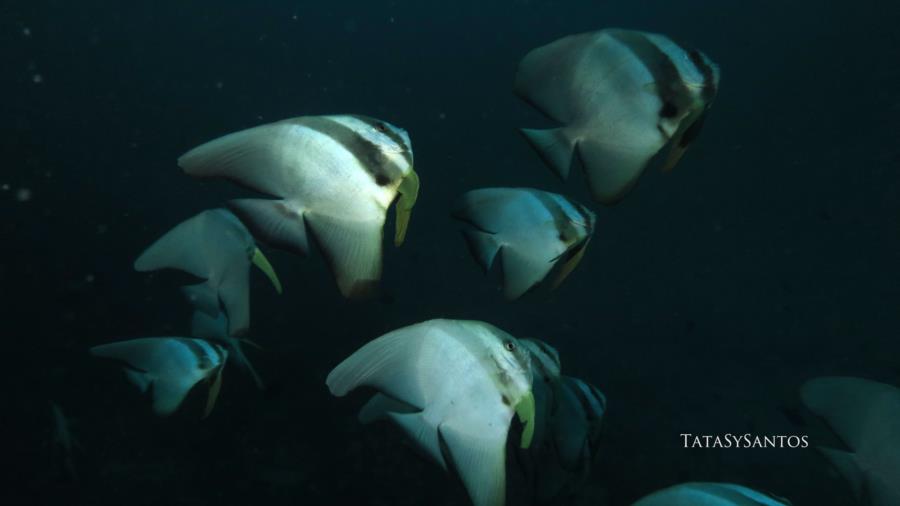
xmin=4 ymin=1 xmax=899 ymax=505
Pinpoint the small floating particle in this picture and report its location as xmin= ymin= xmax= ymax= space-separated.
xmin=22 ymin=27 xmax=31 ymax=37
xmin=215 ymin=81 xmax=224 ymax=90
xmin=16 ymin=188 xmax=32 ymax=202
xmin=1 ymin=184 xmax=9 ymax=191
xmin=32 ymin=74 xmax=43 ymax=84
xmin=85 ymin=274 xmax=95 ymax=283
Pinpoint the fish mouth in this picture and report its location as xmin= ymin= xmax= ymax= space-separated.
xmin=393 ymin=169 xmax=419 ymax=246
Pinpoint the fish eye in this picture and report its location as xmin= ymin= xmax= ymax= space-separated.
xmin=375 ymin=123 xmax=387 ymax=133
xmin=504 ymin=341 xmax=516 ymax=352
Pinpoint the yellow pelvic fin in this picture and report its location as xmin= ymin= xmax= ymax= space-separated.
xmin=515 ymin=390 xmax=536 ymax=449
xmin=551 ymin=243 xmax=588 ymax=290
xmin=252 ymin=247 xmax=283 ymax=294
xmin=239 ymin=337 xmax=265 ymax=351
xmin=202 ymin=366 xmax=225 ymax=419
xmin=394 ymin=170 xmax=420 ymax=247
xmin=661 ymin=142 xmax=688 ymax=172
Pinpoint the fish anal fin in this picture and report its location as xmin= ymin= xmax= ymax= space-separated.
xmin=228 ymin=198 xmax=310 ymax=257
xmin=576 ymin=138 xmax=654 ymax=205
xmin=389 ymin=412 xmax=448 ymax=470
xmin=499 ymin=246 xmax=556 ymax=300
xmin=181 ymin=282 xmax=220 ymax=317
xmin=439 ymin=417 xmax=508 ymax=506
xmin=358 ymin=393 xmax=420 ymax=424
xmin=818 ymin=446 xmax=865 ymax=501
xmin=461 ymin=229 xmax=501 ymax=274
xmin=304 ymin=212 xmax=384 ymax=299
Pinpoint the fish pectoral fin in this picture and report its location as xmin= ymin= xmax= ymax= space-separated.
xmin=251 ymin=247 xmax=283 ymax=294
xmin=202 ymin=365 xmax=225 ymax=419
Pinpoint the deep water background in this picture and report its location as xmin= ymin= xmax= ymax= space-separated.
xmin=3 ymin=1 xmax=899 ymax=505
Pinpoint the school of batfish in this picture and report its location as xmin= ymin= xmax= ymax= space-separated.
xmin=80 ymin=28 xmax=899 ymax=506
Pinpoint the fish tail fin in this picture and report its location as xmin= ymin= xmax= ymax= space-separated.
xmin=519 ymin=127 xmax=575 ymax=180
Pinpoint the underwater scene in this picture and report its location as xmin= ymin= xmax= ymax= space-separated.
xmin=4 ymin=1 xmax=899 ymax=505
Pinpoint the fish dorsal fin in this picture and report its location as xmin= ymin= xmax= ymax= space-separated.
xmin=800 ymin=376 xmax=900 ymax=450
xmin=513 ymin=32 xmax=595 ymax=124
xmin=327 ymin=321 xmax=447 ymax=409
xmin=178 ymin=120 xmax=301 ymax=198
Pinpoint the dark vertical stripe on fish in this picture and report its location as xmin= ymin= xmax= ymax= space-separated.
xmin=562 ymin=195 xmax=594 ymax=234
xmin=531 ymin=339 xmax=561 ymax=370
xmin=177 ymin=338 xmax=215 ymax=369
xmin=348 ymin=115 xmax=415 ymax=170
xmin=301 ymin=116 xmax=406 ymax=187
xmin=671 ymin=40 xmax=718 ymax=103
xmin=608 ymin=30 xmax=693 ymax=119
xmin=531 ymin=191 xmax=581 ymax=245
